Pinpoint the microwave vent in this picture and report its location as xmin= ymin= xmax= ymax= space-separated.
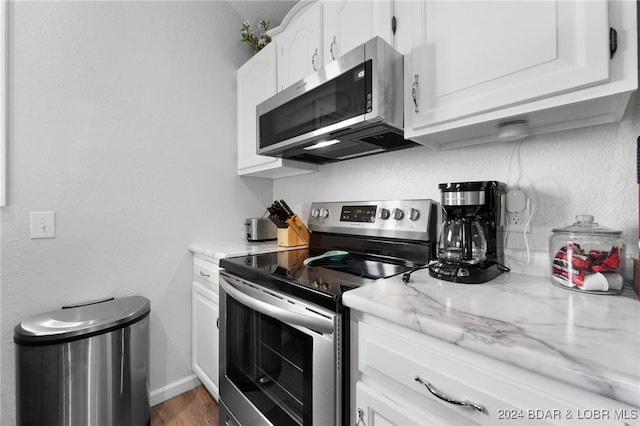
xmin=359 ymin=131 xmax=406 ymax=149
xmin=336 ymin=124 xmax=418 ymax=151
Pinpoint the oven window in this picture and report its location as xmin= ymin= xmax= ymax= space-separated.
xmin=226 ymin=296 xmax=313 ymax=426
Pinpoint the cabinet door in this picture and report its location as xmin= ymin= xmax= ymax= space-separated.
xmin=192 ymin=282 xmax=220 ymax=400
xmin=392 ymin=0 xmax=422 ymax=55
xmin=322 ymin=0 xmax=393 ymax=64
xmin=277 ymin=1 xmax=322 ymax=91
xmin=355 ymin=381 xmax=469 ymax=426
xmin=237 ymin=41 xmax=319 ymax=178
xmin=236 ymin=42 xmax=281 ymax=172
xmin=408 ymin=0 xmax=610 ymax=131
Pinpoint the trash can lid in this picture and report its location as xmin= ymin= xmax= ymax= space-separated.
xmin=14 ymin=296 xmax=150 ymax=345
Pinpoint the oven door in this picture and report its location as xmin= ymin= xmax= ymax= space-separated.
xmin=219 ymin=271 xmax=340 ymax=426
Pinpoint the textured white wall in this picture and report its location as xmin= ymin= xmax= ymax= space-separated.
xmin=0 ymin=2 xmax=272 ymax=424
xmin=274 ymin=95 xmax=640 ymax=274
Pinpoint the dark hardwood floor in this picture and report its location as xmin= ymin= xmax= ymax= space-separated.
xmin=151 ymin=385 xmax=219 ymax=425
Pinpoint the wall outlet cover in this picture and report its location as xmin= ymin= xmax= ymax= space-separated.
xmin=506 ymin=200 xmax=530 ymax=233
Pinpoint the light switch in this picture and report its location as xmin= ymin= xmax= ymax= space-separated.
xmin=30 ymin=211 xmax=56 ymax=239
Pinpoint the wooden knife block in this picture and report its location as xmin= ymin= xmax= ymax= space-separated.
xmin=277 ymin=227 xmax=307 ymax=247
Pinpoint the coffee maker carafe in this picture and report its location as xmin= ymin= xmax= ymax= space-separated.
xmin=429 ymin=181 xmax=507 ymax=284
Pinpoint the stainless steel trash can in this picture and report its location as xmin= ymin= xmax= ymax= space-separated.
xmin=14 ymin=296 xmax=150 ymax=426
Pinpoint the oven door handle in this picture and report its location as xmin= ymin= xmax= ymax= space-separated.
xmin=220 ymin=276 xmax=335 ymax=335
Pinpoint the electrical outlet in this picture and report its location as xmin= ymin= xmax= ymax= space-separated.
xmin=507 ymin=199 xmax=531 ymax=233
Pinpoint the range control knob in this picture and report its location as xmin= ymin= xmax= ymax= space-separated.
xmin=319 ymin=208 xmax=330 ymax=218
xmin=378 ymin=208 xmax=391 ymax=220
xmin=311 ymin=208 xmax=321 ymax=218
xmin=409 ymin=208 xmax=420 ymax=221
xmin=392 ymin=208 xmax=405 ymax=220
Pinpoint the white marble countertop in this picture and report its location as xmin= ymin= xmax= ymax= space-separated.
xmin=189 ymin=241 xmax=306 ymax=263
xmin=343 ymin=270 xmax=640 ymax=408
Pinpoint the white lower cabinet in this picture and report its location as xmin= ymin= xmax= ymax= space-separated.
xmin=351 ymin=313 xmax=636 ymax=426
xmin=355 ymin=381 xmax=470 ymax=426
xmin=191 ymin=258 xmax=220 ymax=401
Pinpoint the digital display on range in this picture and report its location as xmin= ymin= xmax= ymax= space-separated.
xmin=340 ymin=205 xmax=377 ymax=223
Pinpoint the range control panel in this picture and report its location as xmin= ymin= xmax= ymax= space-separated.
xmin=339 ymin=205 xmax=378 ymax=223
xmin=308 ymin=199 xmax=437 ymax=242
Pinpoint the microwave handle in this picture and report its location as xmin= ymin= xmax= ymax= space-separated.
xmin=220 ymin=275 xmax=334 ymax=335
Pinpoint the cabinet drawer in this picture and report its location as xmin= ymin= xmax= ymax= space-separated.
xmin=356 ymin=380 xmax=474 ymax=426
xmin=358 ymin=321 xmax=628 ymax=425
xmin=193 ymin=257 xmax=220 ymax=287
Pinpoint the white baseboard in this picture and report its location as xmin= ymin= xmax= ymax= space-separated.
xmin=150 ymin=374 xmax=201 ymax=407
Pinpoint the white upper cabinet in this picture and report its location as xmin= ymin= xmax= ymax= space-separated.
xmin=237 ymin=43 xmax=277 ymax=172
xmin=413 ymin=1 xmax=609 ymax=125
xmin=405 ymin=0 xmax=638 ymax=149
xmin=273 ymin=0 xmax=397 ymax=89
xmin=234 ymin=0 xmax=397 ymax=178
xmin=276 ymin=1 xmax=323 ymax=91
xmin=392 ymin=0 xmax=422 ymax=55
xmin=322 ymin=0 xmax=394 ymax=64
xmin=236 ymin=42 xmax=318 ymax=178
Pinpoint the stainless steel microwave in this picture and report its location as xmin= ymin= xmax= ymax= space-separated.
xmin=257 ymin=37 xmax=418 ymax=164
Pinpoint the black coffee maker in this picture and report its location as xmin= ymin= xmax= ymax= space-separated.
xmin=429 ymin=181 xmax=507 ymax=284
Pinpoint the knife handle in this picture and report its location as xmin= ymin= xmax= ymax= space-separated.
xmin=280 ymin=199 xmax=296 ymax=217
xmin=268 ymin=214 xmax=288 ymax=228
xmin=286 ymin=215 xmax=310 ymax=244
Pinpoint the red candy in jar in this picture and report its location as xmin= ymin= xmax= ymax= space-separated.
xmin=549 ymin=215 xmax=625 ymax=292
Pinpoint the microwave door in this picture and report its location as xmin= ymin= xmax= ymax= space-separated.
xmin=258 ymin=61 xmax=370 ymax=155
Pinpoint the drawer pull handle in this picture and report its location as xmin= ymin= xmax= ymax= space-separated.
xmin=199 ymin=271 xmax=211 ymax=278
xmin=414 ymin=375 xmax=485 ymax=413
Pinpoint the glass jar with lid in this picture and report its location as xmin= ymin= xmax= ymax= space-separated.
xmin=549 ymin=215 xmax=625 ymax=294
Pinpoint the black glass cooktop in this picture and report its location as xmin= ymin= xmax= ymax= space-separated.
xmin=220 ymin=248 xmax=415 ymax=311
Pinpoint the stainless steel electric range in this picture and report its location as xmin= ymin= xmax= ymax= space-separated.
xmin=218 ymin=199 xmax=437 ymax=426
